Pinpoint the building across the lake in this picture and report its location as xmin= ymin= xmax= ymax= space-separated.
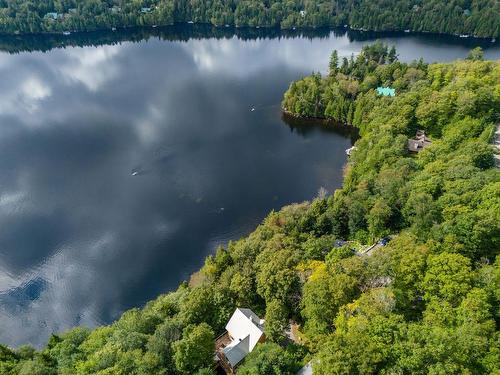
xmin=376 ymin=86 xmax=396 ymax=97
xmin=215 ymin=308 xmax=265 ymax=374
xmin=408 ymin=130 xmax=432 ymax=153
xmin=44 ymin=12 xmax=61 ymax=20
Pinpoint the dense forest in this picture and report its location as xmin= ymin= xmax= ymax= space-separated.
xmin=0 ymin=0 xmax=499 ymax=37
xmin=1 ymin=45 xmax=499 ymax=374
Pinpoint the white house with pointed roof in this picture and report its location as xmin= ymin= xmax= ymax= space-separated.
xmin=215 ymin=308 xmax=265 ymax=373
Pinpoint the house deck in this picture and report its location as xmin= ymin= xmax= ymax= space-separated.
xmin=215 ymin=331 xmax=234 ymax=374
xmin=215 ymin=331 xmax=232 ymax=350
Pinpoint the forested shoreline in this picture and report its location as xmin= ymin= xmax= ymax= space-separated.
xmin=1 ymin=25 xmax=495 ymax=55
xmin=1 ymin=45 xmax=499 ymax=374
xmin=0 ymin=0 xmax=499 ymax=38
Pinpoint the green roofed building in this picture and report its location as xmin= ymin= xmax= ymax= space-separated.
xmin=376 ymin=87 xmax=396 ymax=96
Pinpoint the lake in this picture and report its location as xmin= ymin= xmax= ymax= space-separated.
xmin=0 ymin=26 xmax=499 ymax=347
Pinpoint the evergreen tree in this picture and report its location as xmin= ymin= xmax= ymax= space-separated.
xmin=329 ymin=50 xmax=339 ymax=76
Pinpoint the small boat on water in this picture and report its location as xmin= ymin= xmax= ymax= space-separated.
xmin=459 ymin=34 xmax=469 ymax=38
xmin=404 ymin=29 xmax=410 ymax=33
xmin=187 ymin=21 xmax=194 ymax=24
xmin=152 ymin=24 xmax=157 ymax=28
xmin=346 ymin=146 xmax=357 ymax=156
xmin=112 ymin=27 xmax=116 ymax=31
xmin=492 ymin=38 xmax=496 ymax=43
xmin=251 ymin=107 xmax=255 ymax=112
xmin=131 ymin=171 xmax=139 ymax=176
xmin=63 ymin=31 xmax=71 ymax=35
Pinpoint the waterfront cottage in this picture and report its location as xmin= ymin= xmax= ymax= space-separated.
xmin=215 ymin=308 xmax=265 ymax=374
xmin=408 ymin=130 xmax=432 ymax=152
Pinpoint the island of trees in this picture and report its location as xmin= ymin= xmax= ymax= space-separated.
xmin=1 ymin=45 xmax=499 ymax=374
xmin=0 ymin=0 xmax=499 ymax=38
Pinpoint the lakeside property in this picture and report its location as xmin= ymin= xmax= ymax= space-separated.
xmin=0 ymin=42 xmax=498 ymax=374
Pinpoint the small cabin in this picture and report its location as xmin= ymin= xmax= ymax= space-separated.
xmin=408 ymin=130 xmax=431 ymax=153
xmin=215 ymin=308 xmax=265 ymax=374
xmin=376 ymin=87 xmax=395 ymax=97
xmin=141 ymin=7 xmax=152 ymax=13
xmin=44 ymin=12 xmax=59 ymax=20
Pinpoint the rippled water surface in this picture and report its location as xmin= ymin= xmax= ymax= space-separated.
xmin=0 ymin=27 xmax=499 ymax=347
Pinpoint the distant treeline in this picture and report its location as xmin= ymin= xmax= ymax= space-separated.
xmin=0 ymin=0 xmax=498 ymax=37
xmin=0 ymin=24 xmax=334 ymax=53
xmin=1 ymin=23 xmax=498 ymax=55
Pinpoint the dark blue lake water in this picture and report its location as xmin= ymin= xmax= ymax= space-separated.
xmin=0 ymin=27 xmax=499 ymax=347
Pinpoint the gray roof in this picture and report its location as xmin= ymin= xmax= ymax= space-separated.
xmin=408 ymin=130 xmax=432 ymax=152
xmin=297 ymin=362 xmax=313 ymax=375
xmin=238 ymin=308 xmax=264 ymax=327
xmin=223 ymin=335 xmax=250 ymax=367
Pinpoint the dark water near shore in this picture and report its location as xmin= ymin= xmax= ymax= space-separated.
xmin=0 ymin=26 xmax=499 ymax=347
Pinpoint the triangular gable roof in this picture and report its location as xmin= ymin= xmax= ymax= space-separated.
xmin=297 ymin=361 xmax=314 ymax=375
xmin=222 ymin=335 xmax=250 ymax=367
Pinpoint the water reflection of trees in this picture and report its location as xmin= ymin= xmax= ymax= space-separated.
xmin=0 ymin=24 xmax=331 ymax=54
xmin=281 ymin=112 xmax=359 ymax=144
xmin=2 ymin=24 xmax=496 ymax=54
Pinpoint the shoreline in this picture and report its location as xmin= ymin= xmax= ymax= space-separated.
xmin=1 ymin=22 xmax=498 ymax=42
xmin=281 ymin=108 xmax=353 ymax=128
xmin=281 ymin=108 xmax=344 ymax=123
xmin=280 ymin=110 xmax=361 ymax=140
